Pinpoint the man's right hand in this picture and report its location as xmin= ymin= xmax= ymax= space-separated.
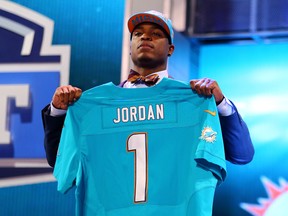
xmin=52 ymin=85 xmax=82 ymax=110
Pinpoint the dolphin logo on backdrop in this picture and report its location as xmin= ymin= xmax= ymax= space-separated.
xmin=0 ymin=1 xmax=70 ymax=163
xmin=240 ymin=176 xmax=288 ymax=216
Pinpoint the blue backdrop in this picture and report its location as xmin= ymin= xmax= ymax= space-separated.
xmin=11 ymin=0 xmax=125 ymax=90
xmin=200 ymin=42 xmax=288 ymax=216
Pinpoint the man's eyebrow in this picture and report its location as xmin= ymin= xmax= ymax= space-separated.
xmin=133 ymin=26 xmax=144 ymax=31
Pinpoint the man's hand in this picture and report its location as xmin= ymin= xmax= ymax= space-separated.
xmin=52 ymin=85 xmax=82 ymax=110
xmin=190 ymin=78 xmax=224 ymax=104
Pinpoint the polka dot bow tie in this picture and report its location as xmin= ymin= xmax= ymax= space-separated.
xmin=127 ymin=70 xmax=160 ymax=86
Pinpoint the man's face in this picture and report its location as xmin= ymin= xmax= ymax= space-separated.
xmin=130 ymin=23 xmax=174 ymax=68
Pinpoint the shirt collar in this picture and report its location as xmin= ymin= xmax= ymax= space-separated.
xmin=151 ymin=69 xmax=169 ymax=80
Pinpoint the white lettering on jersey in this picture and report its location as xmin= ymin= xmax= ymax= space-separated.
xmin=113 ymin=104 xmax=164 ymax=124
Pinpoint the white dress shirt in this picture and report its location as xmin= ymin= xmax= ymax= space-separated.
xmin=50 ymin=70 xmax=234 ymax=116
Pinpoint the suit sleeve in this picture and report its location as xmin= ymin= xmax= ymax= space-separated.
xmin=219 ymin=101 xmax=254 ymax=165
xmin=41 ymin=105 xmax=66 ymax=167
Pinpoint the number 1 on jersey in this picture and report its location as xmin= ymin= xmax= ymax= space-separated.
xmin=127 ymin=132 xmax=148 ymax=203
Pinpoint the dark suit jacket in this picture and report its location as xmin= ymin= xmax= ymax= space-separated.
xmin=41 ymin=81 xmax=254 ymax=167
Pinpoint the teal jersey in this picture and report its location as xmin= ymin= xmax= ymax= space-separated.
xmin=54 ymin=78 xmax=226 ymax=216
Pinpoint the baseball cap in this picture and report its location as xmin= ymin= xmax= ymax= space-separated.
xmin=128 ymin=10 xmax=174 ymax=44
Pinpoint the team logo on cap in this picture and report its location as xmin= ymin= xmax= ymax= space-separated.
xmin=199 ymin=126 xmax=217 ymax=143
xmin=128 ymin=10 xmax=174 ymax=44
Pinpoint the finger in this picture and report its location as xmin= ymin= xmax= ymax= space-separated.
xmin=203 ymin=79 xmax=214 ymax=96
xmin=194 ymin=79 xmax=205 ymax=94
xmin=68 ymin=87 xmax=82 ymax=103
xmin=189 ymin=79 xmax=198 ymax=90
xmin=74 ymin=88 xmax=82 ymax=100
xmin=67 ymin=86 xmax=76 ymax=104
xmin=52 ymin=87 xmax=65 ymax=109
xmin=61 ymin=86 xmax=70 ymax=105
xmin=197 ymin=78 xmax=211 ymax=96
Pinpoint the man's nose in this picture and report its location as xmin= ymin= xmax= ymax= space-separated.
xmin=141 ymin=33 xmax=152 ymax=40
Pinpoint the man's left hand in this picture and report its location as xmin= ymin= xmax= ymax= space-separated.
xmin=190 ymin=78 xmax=224 ymax=104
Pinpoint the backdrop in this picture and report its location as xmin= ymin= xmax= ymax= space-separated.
xmin=200 ymin=42 xmax=288 ymax=216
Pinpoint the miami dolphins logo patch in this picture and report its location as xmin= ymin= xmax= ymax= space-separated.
xmin=199 ymin=126 xmax=217 ymax=143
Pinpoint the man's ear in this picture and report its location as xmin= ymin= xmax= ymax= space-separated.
xmin=168 ymin=44 xmax=175 ymax=57
xmin=130 ymin=44 xmax=131 ymax=55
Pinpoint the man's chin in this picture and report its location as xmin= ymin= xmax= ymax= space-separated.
xmin=136 ymin=53 xmax=154 ymax=61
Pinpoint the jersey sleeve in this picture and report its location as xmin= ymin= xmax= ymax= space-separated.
xmin=53 ymin=106 xmax=81 ymax=193
xmin=194 ymin=97 xmax=227 ymax=184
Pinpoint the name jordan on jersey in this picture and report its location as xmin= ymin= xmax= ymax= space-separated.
xmin=113 ymin=104 xmax=164 ymax=123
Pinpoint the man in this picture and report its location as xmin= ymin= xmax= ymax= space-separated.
xmin=42 ymin=10 xmax=254 ymax=168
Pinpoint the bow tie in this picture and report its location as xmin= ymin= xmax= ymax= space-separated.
xmin=127 ymin=70 xmax=160 ymax=86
